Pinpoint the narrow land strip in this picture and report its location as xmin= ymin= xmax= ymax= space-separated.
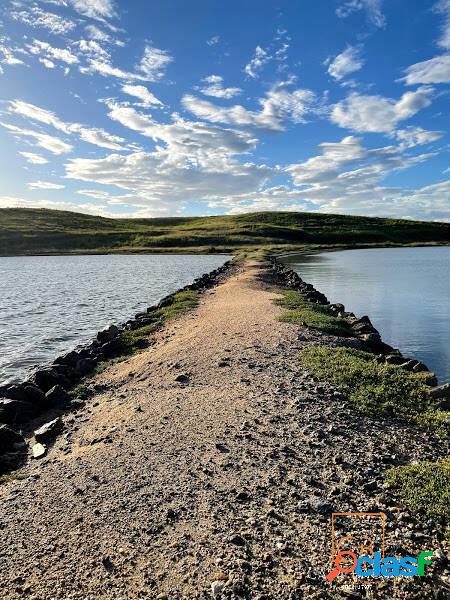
xmin=0 ymin=262 xmax=447 ymax=599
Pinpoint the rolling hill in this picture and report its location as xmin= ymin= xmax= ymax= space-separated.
xmin=0 ymin=208 xmax=449 ymax=255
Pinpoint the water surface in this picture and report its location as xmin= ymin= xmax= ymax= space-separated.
xmin=0 ymin=254 xmax=229 ymax=385
xmin=282 ymin=247 xmax=450 ymax=383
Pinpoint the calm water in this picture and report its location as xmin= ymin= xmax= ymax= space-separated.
xmin=0 ymin=254 xmax=230 ymax=385
xmin=283 ymin=247 xmax=450 ymax=384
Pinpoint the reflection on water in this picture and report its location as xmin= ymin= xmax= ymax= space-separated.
xmin=0 ymin=254 xmax=230 ymax=385
xmin=282 ymin=247 xmax=450 ymax=384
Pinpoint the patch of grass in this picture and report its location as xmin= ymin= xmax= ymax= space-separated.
xmin=274 ymin=290 xmax=352 ymax=336
xmin=298 ymin=346 xmax=449 ymax=437
xmin=119 ymin=290 xmax=199 ymax=353
xmin=386 ymin=459 xmax=450 ymax=524
xmin=0 ymin=472 xmax=30 ymax=484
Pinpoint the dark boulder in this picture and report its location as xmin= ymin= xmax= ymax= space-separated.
xmin=45 ymin=384 xmax=70 ymax=407
xmin=3 ymin=383 xmax=46 ymax=407
xmin=34 ymin=417 xmax=63 ymax=443
xmin=0 ymin=398 xmax=36 ymax=424
xmin=100 ymin=338 xmax=124 ymax=358
xmin=31 ymin=367 xmax=71 ymax=392
xmin=0 ymin=424 xmax=25 ymax=454
xmin=75 ymin=357 xmax=96 ymax=375
xmin=97 ymin=324 xmax=120 ymax=344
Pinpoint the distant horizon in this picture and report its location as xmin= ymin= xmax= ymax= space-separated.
xmin=0 ymin=1 xmax=449 ymax=222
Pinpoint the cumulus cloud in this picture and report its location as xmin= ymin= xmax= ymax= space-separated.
xmin=331 ymin=87 xmax=434 ymax=133
xmin=121 ymin=84 xmax=163 ymax=107
xmin=198 ymin=75 xmax=242 ymax=99
xmin=137 ymin=45 xmax=173 ymax=81
xmin=183 ymin=83 xmax=316 ymax=131
xmin=28 ymin=180 xmax=65 ymax=190
xmin=8 ymin=100 xmax=127 ymax=151
xmin=402 ymin=54 xmax=450 ymax=84
xmin=11 ymin=6 xmax=76 ymax=35
xmin=326 ymin=46 xmax=364 ymax=81
xmin=0 ymin=39 xmax=25 ymax=68
xmin=393 ymin=127 xmax=443 ymax=148
xmin=336 ymin=0 xmax=385 ymax=28
xmin=18 ymin=152 xmax=49 ymax=164
xmin=1 ymin=122 xmax=73 ymax=154
xmin=244 ymin=46 xmax=270 ymax=78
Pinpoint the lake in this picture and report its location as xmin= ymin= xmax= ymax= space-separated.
xmin=282 ymin=247 xmax=450 ymax=384
xmin=0 ymin=254 xmax=230 ymax=385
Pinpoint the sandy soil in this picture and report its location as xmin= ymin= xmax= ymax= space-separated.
xmin=0 ymin=262 xmax=447 ymax=600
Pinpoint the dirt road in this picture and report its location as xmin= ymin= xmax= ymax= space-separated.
xmin=0 ymin=262 xmax=446 ymax=599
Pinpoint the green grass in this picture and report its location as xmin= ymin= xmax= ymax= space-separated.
xmin=386 ymin=459 xmax=450 ymax=524
xmin=298 ymin=346 xmax=449 ymax=437
xmin=119 ymin=290 xmax=199 ymax=353
xmin=274 ymin=290 xmax=352 ymax=336
xmin=0 ymin=472 xmax=30 ymax=484
xmin=1 ymin=208 xmax=449 ymax=255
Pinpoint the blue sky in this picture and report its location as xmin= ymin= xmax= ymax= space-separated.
xmin=0 ymin=0 xmax=449 ymax=220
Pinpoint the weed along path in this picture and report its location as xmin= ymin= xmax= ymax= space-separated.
xmin=0 ymin=262 xmax=448 ymax=599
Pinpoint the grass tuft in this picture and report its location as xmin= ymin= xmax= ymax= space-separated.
xmin=274 ymin=290 xmax=352 ymax=336
xmin=298 ymin=346 xmax=448 ymax=437
xmin=386 ymin=459 xmax=450 ymax=524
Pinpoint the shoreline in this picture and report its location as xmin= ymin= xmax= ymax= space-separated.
xmin=0 ymin=259 xmax=448 ymax=598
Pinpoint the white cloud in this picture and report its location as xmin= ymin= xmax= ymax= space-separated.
xmin=0 ymin=39 xmax=25 ymax=67
xmin=74 ymin=39 xmax=110 ymax=61
xmin=394 ymin=127 xmax=443 ymax=148
xmin=244 ymin=46 xmax=270 ymax=78
xmin=19 ymin=152 xmax=49 ymax=164
xmin=85 ymin=24 xmax=111 ymax=42
xmin=8 ymin=100 xmax=127 ymax=150
xmin=0 ymin=196 xmax=128 ymax=218
xmin=435 ymin=0 xmax=450 ymax=50
xmin=81 ymin=58 xmax=150 ymax=82
xmin=336 ymin=0 xmax=385 ymax=28
xmin=28 ymin=40 xmax=79 ymax=66
xmin=28 ymin=180 xmax=65 ymax=190
xmin=199 ymin=75 xmax=242 ymax=99
xmin=183 ymin=83 xmax=316 ymax=131
xmin=11 ymin=6 xmax=76 ymax=35
xmin=138 ymin=45 xmax=173 ymax=81
xmin=1 ymin=122 xmax=73 ymax=154
xmin=68 ymin=0 xmax=116 ymax=20
xmin=402 ymin=54 xmax=450 ymax=84
xmin=327 ymin=46 xmax=364 ymax=81
xmin=206 ymin=36 xmax=220 ymax=46
xmin=331 ymin=87 xmax=434 ymax=132
xmin=121 ymin=84 xmax=163 ymax=107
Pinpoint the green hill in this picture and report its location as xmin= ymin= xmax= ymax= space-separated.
xmin=0 ymin=208 xmax=449 ymax=255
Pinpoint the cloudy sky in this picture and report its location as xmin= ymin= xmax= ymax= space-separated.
xmin=0 ymin=0 xmax=449 ymax=220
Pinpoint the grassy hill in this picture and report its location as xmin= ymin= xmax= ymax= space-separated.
xmin=0 ymin=208 xmax=449 ymax=255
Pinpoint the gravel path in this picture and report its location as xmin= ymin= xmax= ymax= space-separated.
xmin=0 ymin=262 xmax=447 ymax=599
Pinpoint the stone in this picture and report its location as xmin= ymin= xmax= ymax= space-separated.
xmin=0 ymin=424 xmax=25 ymax=454
xmin=175 ymin=373 xmax=190 ymax=383
xmin=31 ymin=367 xmax=70 ymax=392
xmin=45 ymin=384 xmax=70 ymax=407
xmin=211 ymin=580 xmax=224 ymax=598
xmin=0 ymin=398 xmax=36 ymax=424
xmin=34 ymin=418 xmax=63 ymax=443
xmin=97 ymin=324 xmax=120 ymax=344
xmin=32 ymin=443 xmax=47 ymax=459
xmin=3 ymin=383 xmax=45 ymax=406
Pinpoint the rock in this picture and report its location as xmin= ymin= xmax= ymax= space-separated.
xmin=412 ymin=360 xmax=430 ymax=373
xmin=45 ymin=384 xmax=70 ymax=407
xmin=426 ymin=384 xmax=450 ymax=409
xmin=75 ymin=357 xmax=96 ymax=375
xmin=175 ymin=373 xmax=190 ymax=383
xmin=100 ymin=338 xmax=125 ymax=357
xmin=32 ymin=443 xmax=47 ymax=459
xmin=97 ymin=324 xmax=120 ymax=344
xmin=211 ymin=580 xmax=225 ymax=598
xmin=31 ymin=367 xmax=70 ymax=392
xmin=0 ymin=424 xmax=25 ymax=454
xmin=359 ymin=332 xmax=381 ymax=344
xmin=34 ymin=418 xmax=63 ymax=443
xmin=3 ymin=383 xmax=46 ymax=406
xmin=229 ymin=534 xmax=246 ymax=546
xmin=0 ymin=398 xmax=36 ymax=424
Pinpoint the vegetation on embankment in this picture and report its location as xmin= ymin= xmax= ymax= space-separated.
xmin=386 ymin=459 xmax=450 ymax=525
xmin=1 ymin=207 xmax=449 ymax=255
xmin=274 ymin=290 xmax=352 ymax=336
xmin=298 ymin=346 xmax=449 ymax=438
